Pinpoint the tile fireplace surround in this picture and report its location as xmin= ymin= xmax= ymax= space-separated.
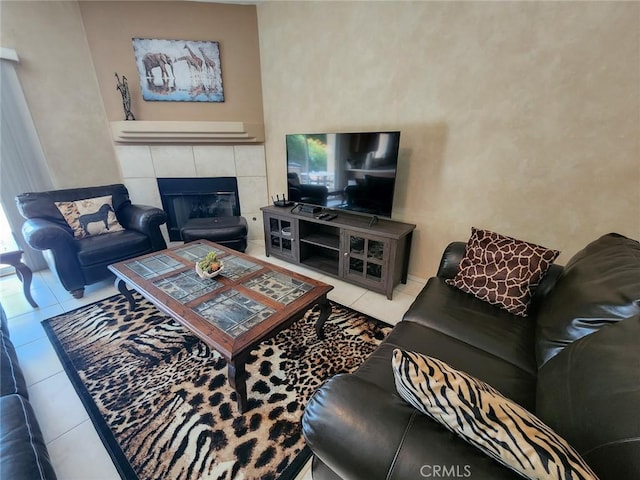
xmin=114 ymin=144 xmax=268 ymax=245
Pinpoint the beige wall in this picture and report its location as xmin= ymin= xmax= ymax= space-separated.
xmin=0 ymin=1 xmax=264 ymax=191
xmin=79 ymin=1 xmax=263 ymax=124
xmin=257 ymin=1 xmax=640 ymax=280
xmin=1 ymin=1 xmax=120 ymax=188
xmin=2 ymin=1 xmax=638 ymax=281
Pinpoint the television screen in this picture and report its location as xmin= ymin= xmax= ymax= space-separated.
xmin=286 ymin=131 xmax=400 ymax=218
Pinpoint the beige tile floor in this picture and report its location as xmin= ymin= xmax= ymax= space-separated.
xmin=0 ymin=240 xmax=424 ymax=480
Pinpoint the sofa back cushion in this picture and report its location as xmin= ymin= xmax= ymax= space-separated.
xmin=536 ymin=314 xmax=640 ymax=480
xmin=16 ymin=184 xmax=131 ymax=231
xmin=535 ymin=233 xmax=640 ymax=368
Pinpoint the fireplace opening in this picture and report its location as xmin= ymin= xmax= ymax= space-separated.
xmin=157 ymin=177 xmax=241 ymax=241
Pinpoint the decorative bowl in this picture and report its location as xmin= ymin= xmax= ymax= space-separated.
xmin=195 ymin=261 xmax=224 ymax=279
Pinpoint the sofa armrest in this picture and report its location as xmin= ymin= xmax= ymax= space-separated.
xmin=436 ymin=241 xmax=466 ymax=279
xmin=302 ymin=374 xmax=519 ymax=480
xmin=117 ymin=204 xmax=167 ymax=251
xmin=302 ymin=374 xmax=417 ymax=480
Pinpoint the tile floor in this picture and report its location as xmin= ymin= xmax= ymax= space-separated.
xmin=0 ymin=240 xmax=424 ymax=480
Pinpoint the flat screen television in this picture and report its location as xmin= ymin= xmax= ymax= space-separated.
xmin=286 ymin=131 xmax=401 ymax=218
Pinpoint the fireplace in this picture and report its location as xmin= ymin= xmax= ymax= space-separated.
xmin=157 ymin=177 xmax=241 ymax=241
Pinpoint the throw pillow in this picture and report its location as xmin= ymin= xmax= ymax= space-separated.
xmin=392 ymin=349 xmax=598 ymax=480
xmin=55 ymin=195 xmax=124 ymax=239
xmin=446 ymin=228 xmax=559 ymax=316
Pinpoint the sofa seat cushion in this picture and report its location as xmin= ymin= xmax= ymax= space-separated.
xmin=76 ymin=230 xmax=151 ymax=267
xmin=403 ymin=277 xmax=538 ymax=376
xmin=0 ymin=394 xmax=57 ymax=480
xmin=392 ymin=350 xmax=597 ymax=480
xmin=535 ymin=233 xmax=640 ymax=367
xmin=354 ymin=321 xmax=537 ymax=410
xmin=536 ymin=314 xmax=640 ymax=480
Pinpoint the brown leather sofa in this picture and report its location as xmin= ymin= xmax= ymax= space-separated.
xmin=302 ymin=233 xmax=640 ymax=480
xmin=0 ymin=303 xmax=57 ymax=479
xmin=16 ymin=184 xmax=167 ymax=298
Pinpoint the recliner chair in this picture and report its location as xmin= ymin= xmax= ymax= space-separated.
xmin=16 ymin=184 xmax=167 ymax=298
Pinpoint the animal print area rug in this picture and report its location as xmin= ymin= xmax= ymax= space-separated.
xmin=42 ymin=293 xmax=391 ymax=480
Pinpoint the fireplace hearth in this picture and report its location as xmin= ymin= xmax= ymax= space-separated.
xmin=157 ymin=177 xmax=241 ymax=241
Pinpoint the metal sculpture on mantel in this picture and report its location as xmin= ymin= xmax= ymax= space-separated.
xmin=115 ymin=73 xmax=135 ymax=120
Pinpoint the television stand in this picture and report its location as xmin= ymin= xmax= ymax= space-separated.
xmin=261 ymin=205 xmax=415 ymax=299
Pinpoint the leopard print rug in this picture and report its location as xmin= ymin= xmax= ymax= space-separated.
xmin=42 ymin=293 xmax=391 ymax=480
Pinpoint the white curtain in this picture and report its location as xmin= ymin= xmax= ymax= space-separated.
xmin=0 ymin=48 xmax=54 ymax=270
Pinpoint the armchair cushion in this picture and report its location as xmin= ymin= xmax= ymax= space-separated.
xmin=75 ymin=230 xmax=151 ymax=267
xmin=392 ymin=349 xmax=598 ymax=480
xmin=54 ymin=195 xmax=124 ymax=238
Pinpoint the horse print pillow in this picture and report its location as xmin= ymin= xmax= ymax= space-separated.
xmin=392 ymin=350 xmax=598 ymax=480
xmin=55 ymin=195 xmax=124 ymax=238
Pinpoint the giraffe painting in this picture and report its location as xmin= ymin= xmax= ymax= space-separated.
xmin=132 ymin=38 xmax=224 ymax=102
xmin=199 ymin=46 xmax=223 ymax=95
xmin=183 ymin=44 xmax=204 ymax=72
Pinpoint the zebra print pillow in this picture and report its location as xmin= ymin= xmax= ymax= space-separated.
xmin=391 ymin=349 xmax=598 ymax=480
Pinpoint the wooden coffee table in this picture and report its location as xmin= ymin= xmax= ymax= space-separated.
xmin=108 ymin=240 xmax=333 ymax=413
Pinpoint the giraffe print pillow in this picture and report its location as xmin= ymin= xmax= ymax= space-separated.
xmin=55 ymin=195 xmax=124 ymax=239
xmin=446 ymin=228 xmax=559 ymax=316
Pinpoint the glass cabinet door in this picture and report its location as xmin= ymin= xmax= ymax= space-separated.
xmin=267 ymin=216 xmax=296 ymax=260
xmin=343 ymin=231 xmax=387 ymax=287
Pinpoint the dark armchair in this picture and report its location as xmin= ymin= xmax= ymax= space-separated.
xmin=287 ymin=173 xmax=328 ymax=206
xmin=16 ymin=184 xmax=167 ymax=299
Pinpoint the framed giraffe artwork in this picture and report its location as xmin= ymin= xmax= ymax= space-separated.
xmin=132 ymin=38 xmax=224 ymax=102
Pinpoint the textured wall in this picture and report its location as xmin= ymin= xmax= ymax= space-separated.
xmin=0 ymin=1 xmax=119 ymax=189
xmin=79 ymin=1 xmax=263 ymax=123
xmin=0 ymin=1 xmax=264 ymax=191
xmin=258 ymin=1 xmax=640 ymax=280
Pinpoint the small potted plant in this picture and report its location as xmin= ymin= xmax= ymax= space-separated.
xmin=195 ymin=251 xmax=224 ymax=279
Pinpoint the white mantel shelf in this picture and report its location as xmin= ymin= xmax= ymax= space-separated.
xmin=110 ymin=121 xmax=264 ymax=144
